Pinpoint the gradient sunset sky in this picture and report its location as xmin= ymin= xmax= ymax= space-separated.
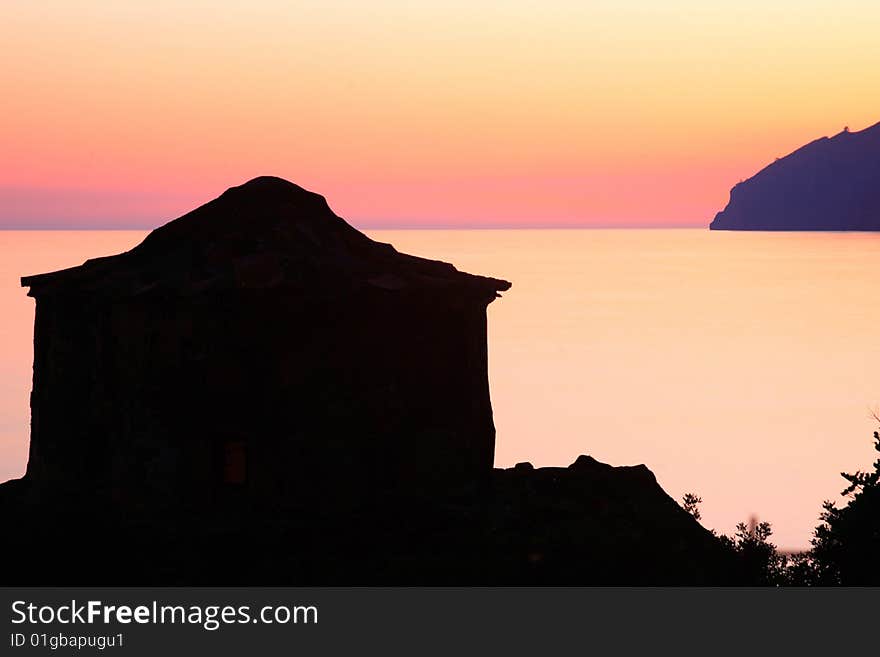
xmin=2 ymin=1 xmax=878 ymax=228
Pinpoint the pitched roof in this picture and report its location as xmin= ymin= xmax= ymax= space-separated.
xmin=21 ymin=176 xmax=511 ymax=300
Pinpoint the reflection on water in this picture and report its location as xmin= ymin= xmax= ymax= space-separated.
xmin=2 ymin=228 xmax=879 ymax=548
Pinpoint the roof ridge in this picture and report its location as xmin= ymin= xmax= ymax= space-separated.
xmin=21 ymin=177 xmax=512 ymax=299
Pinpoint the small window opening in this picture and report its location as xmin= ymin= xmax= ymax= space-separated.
xmin=222 ymin=440 xmax=247 ymax=485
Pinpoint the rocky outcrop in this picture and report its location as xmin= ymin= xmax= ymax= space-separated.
xmin=710 ymin=122 xmax=880 ymax=230
xmin=482 ymin=456 xmax=729 ymax=583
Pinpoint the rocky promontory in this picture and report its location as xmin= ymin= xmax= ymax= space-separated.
xmin=710 ymin=121 xmax=880 ymax=230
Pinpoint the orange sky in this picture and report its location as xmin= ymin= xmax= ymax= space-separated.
xmin=2 ymin=1 xmax=879 ymax=228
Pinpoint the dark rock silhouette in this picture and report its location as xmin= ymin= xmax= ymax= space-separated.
xmin=710 ymin=121 xmax=880 ymax=230
xmin=0 ymin=176 xmax=734 ymax=584
xmin=19 ymin=176 xmax=510 ymax=514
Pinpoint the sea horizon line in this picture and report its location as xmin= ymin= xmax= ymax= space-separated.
xmin=1 ymin=224 xmax=710 ymax=231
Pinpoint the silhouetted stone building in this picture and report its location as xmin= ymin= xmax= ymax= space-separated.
xmin=21 ymin=177 xmax=510 ymax=513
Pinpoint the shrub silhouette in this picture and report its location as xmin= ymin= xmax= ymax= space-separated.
xmin=674 ymin=431 xmax=880 ymax=585
xmin=680 ymin=493 xmax=789 ymax=584
xmin=809 ymin=430 xmax=880 ymax=585
xmin=719 ymin=521 xmax=789 ymax=585
xmin=681 ymin=493 xmax=703 ymax=520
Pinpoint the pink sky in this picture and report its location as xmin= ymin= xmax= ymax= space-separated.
xmin=2 ymin=2 xmax=879 ymax=228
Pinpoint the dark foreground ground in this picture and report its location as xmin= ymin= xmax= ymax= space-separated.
xmin=0 ymin=455 xmax=738 ymax=585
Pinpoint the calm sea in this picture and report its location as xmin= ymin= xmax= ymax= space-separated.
xmin=2 ymin=228 xmax=879 ymax=549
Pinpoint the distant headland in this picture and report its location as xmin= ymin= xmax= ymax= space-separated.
xmin=710 ymin=121 xmax=880 ymax=231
